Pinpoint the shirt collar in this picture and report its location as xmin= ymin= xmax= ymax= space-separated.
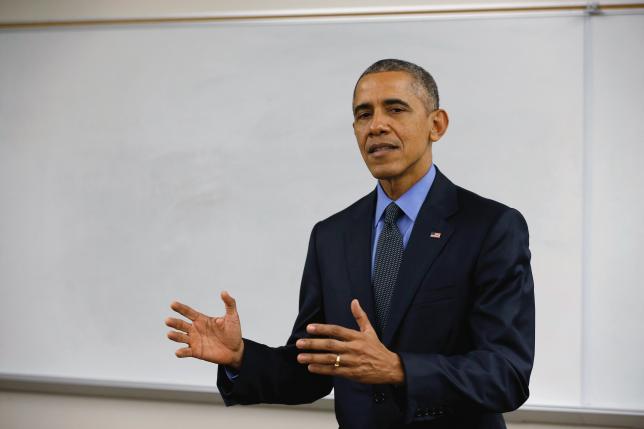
xmin=374 ymin=164 xmax=436 ymax=226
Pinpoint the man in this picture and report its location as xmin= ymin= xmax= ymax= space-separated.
xmin=165 ymin=59 xmax=535 ymax=428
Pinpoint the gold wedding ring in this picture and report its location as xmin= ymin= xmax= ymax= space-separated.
xmin=334 ymin=354 xmax=341 ymax=368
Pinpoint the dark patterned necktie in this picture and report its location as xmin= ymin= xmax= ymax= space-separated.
xmin=373 ymin=202 xmax=404 ymax=334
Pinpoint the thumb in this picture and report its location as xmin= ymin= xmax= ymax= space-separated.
xmin=351 ymin=299 xmax=372 ymax=333
xmin=220 ymin=291 xmax=238 ymax=316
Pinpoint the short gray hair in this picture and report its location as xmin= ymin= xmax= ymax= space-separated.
xmin=354 ymin=59 xmax=439 ymax=111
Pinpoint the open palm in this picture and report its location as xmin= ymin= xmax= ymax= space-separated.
xmin=165 ymin=291 xmax=244 ymax=368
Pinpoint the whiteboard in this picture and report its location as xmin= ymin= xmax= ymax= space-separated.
xmin=585 ymin=13 xmax=644 ymax=410
xmin=0 ymin=11 xmax=642 ymax=412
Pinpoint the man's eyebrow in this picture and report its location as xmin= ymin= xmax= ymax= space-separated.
xmin=353 ymin=102 xmax=372 ymax=115
xmin=383 ymin=98 xmax=411 ymax=108
xmin=353 ymin=98 xmax=412 ymax=115
xmin=353 ymin=98 xmax=411 ymax=115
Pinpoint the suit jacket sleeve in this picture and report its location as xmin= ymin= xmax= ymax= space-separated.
xmin=398 ymin=207 xmax=535 ymax=422
xmin=217 ymin=223 xmax=333 ymax=405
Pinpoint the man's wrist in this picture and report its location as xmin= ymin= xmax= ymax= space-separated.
xmin=228 ymin=339 xmax=245 ymax=370
xmin=389 ymin=352 xmax=405 ymax=385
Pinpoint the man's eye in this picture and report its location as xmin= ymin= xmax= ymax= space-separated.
xmin=356 ymin=112 xmax=371 ymax=119
xmin=390 ymin=108 xmax=404 ymax=113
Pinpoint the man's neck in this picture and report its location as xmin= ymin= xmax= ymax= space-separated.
xmin=378 ymin=157 xmax=432 ymax=200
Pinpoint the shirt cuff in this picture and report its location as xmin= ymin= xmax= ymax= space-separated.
xmin=224 ymin=366 xmax=239 ymax=381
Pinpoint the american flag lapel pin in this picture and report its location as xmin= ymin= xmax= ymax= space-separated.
xmin=430 ymin=231 xmax=442 ymax=239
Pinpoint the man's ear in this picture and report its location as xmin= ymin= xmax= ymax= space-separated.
xmin=429 ymin=109 xmax=449 ymax=143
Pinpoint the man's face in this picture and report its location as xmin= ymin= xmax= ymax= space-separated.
xmin=352 ymin=71 xmax=436 ymax=183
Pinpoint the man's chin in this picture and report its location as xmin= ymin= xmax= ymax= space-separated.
xmin=368 ymin=166 xmax=402 ymax=181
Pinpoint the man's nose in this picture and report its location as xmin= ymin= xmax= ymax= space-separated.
xmin=368 ymin=111 xmax=390 ymax=135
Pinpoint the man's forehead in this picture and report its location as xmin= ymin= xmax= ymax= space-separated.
xmin=353 ymin=71 xmax=421 ymax=105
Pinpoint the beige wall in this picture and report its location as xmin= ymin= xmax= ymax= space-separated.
xmin=0 ymin=390 xmax=623 ymax=429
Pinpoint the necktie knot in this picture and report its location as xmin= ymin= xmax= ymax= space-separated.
xmin=384 ymin=203 xmax=402 ymax=226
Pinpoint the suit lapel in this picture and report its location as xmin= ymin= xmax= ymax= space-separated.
xmin=382 ymin=168 xmax=459 ymax=347
xmin=345 ymin=190 xmax=377 ymax=327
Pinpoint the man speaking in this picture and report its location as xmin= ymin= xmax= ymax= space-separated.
xmin=165 ymin=59 xmax=535 ymax=428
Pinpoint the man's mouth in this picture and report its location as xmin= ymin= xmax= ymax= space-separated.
xmin=368 ymin=143 xmax=398 ymax=154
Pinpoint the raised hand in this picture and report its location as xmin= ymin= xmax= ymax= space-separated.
xmin=295 ymin=299 xmax=405 ymax=385
xmin=165 ymin=291 xmax=244 ymax=369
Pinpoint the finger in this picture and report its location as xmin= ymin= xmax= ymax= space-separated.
xmin=296 ymin=337 xmax=345 ymax=352
xmin=220 ymin=291 xmax=237 ymax=316
xmin=175 ymin=347 xmax=192 ymax=358
xmin=306 ymin=364 xmax=351 ymax=377
xmin=351 ymin=299 xmax=373 ymax=333
xmin=170 ymin=301 xmax=199 ymax=321
xmin=297 ymin=353 xmax=353 ymax=366
xmin=167 ymin=330 xmax=189 ymax=344
xmin=165 ymin=317 xmax=192 ymax=333
xmin=306 ymin=323 xmax=359 ymax=341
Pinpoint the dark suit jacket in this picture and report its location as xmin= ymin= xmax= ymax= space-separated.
xmin=218 ymin=167 xmax=535 ymax=429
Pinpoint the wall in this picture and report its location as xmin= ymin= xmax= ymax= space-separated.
xmin=0 ymin=391 xmax=628 ymax=429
